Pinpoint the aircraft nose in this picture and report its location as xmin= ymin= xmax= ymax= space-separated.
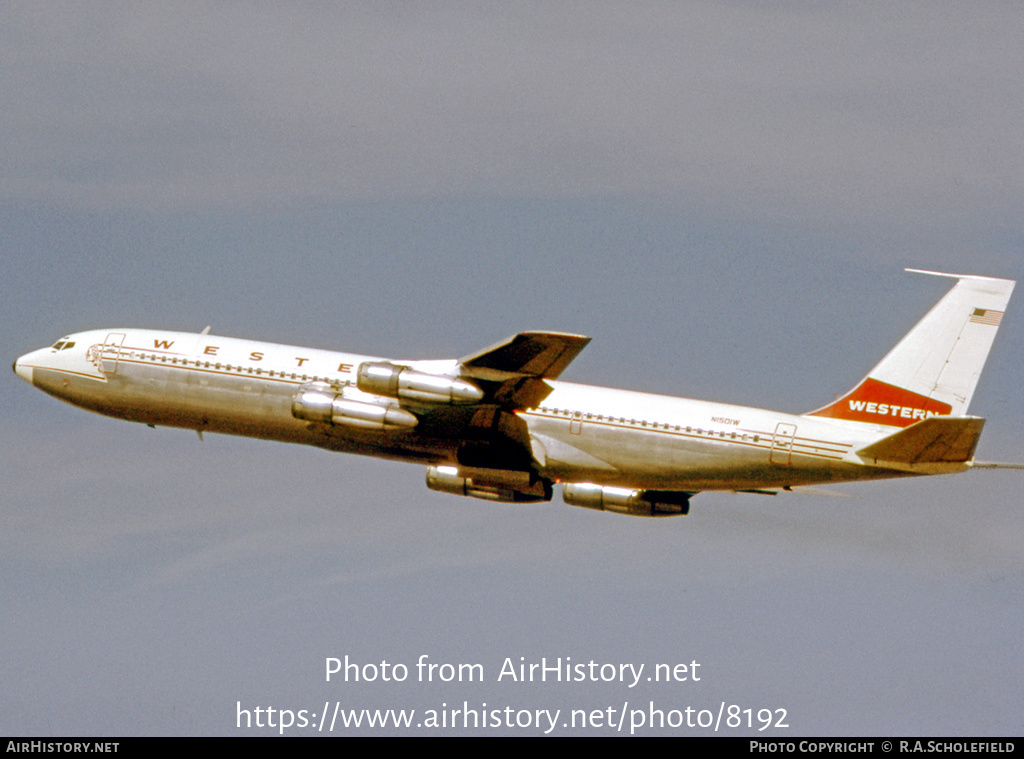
xmin=13 ymin=354 xmax=33 ymax=385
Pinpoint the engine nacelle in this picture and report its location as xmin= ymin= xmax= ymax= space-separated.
xmin=292 ymin=383 xmax=418 ymax=430
xmin=358 ymin=362 xmax=483 ymax=404
xmin=426 ymin=466 xmax=553 ymax=503
xmin=562 ymin=483 xmax=690 ymax=517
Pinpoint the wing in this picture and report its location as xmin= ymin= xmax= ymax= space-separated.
xmin=459 ymin=331 xmax=591 ymax=379
xmin=352 ymin=332 xmax=590 ymax=472
xmin=457 ymin=331 xmax=590 ymax=409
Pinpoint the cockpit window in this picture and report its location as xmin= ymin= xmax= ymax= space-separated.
xmin=51 ymin=338 xmax=75 ymax=351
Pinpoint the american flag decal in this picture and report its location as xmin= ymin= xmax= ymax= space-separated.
xmin=969 ymin=308 xmax=1004 ymax=326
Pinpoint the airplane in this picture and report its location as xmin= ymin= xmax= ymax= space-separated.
xmin=12 ymin=268 xmax=1017 ymax=517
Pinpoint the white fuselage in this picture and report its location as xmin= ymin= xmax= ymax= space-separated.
xmin=14 ymin=328 xmax=915 ymax=492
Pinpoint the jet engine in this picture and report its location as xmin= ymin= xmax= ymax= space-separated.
xmin=292 ymin=382 xmax=418 ymax=431
xmin=357 ymin=362 xmax=483 ymax=404
xmin=426 ymin=465 xmax=553 ymax=503
xmin=562 ymin=483 xmax=691 ymax=517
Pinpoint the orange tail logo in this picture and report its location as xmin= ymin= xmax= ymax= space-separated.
xmin=810 ymin=378 xmax=951 ymax=427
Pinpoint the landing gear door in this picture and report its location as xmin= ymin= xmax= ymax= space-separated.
xmin=770 ymin=422 xmax=797 ymax=465
xmin=100 ymin=332 xmax=126 ymax=374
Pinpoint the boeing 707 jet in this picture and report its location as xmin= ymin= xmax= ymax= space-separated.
xmin=12 ymin=269 xmax=1016 ymax=516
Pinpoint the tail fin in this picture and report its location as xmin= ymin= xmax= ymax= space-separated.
xmin=808 ymin=269 xmax=1014 ymax=427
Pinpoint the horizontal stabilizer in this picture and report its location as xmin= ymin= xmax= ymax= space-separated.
xmin=857 ymin=416 xmax=984 ymax=472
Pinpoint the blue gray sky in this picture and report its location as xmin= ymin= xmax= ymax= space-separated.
xmin=2 ymin=3 xmax=1022 ymax=735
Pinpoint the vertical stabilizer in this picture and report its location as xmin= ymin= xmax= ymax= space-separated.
xmin=808 ymin=270 xmax=1014 ymax=427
